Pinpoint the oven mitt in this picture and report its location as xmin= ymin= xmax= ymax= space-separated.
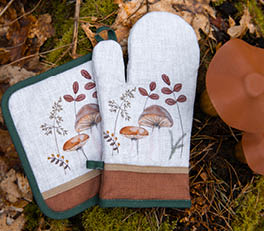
xmin=1 ymin=57 xmax=102 ymax=219
xmin=92 ymin=12 xmax=200 ymax=207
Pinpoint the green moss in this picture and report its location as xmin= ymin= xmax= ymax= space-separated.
xmin=212 ymin=0 xmax=228 ymax=7
xmin=232 ymin=176 xmax=264 ymax=231
xmin=82 ymin=206 xmax=176 ymax=231
xmin=46 ymin=0 xmax=118 ymax=65
xmin=248 ymin=0 xmax=264 ymax=36
xmin=45 ymin=218 xmax=70 ymax=231
xmin=23 ymin=202 xmax=71 ymax=231
xmin=23 ymin=202 xmax=43 ymax=231
xmin=234 ymin=0 xmax=264 ymax=36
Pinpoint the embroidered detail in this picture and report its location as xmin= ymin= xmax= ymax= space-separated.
xmin=108 ymin=88 xmax=136 ymax=132
xmin=63 ymin=81 xmax=89 ymax=160
xmin=81 ymin=69 xmax=97 ymax=98
xmin=47 ymin=154 xmax=71 ymax=171
xmin=40 ymin=97 xmax=70 ymax=173
xmin=138 ymin=81 xmax=159 ymax=112
xmin=161 ymin=74 xmax=187 ymax=158
xmin=103 ymin=130 xmax=120 ymax=154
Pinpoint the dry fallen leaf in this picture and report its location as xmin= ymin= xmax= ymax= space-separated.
xmin=0 ymin=5 xmax=54 ymax=70
xmin=227 ymin=8 xmax=256 ymax=38
xmin=0 ymin=169 xmax=21 ymax=203
xmin=112 ymin=0 xmax=216 ymax=48
xmin=0 ymin=65 xmax=35 ymax=86
xmin=81 ymin=23 xmax=97 ymax=47
xmin=0 ymin=214 xmax=25 ymax=230
xmin=0 ymin=129 xmax=13 ymax=154
xmin=16 ymin=173 xmax=32 ymax=201
xmin=0 ymin=157 xmax=8 ymax=181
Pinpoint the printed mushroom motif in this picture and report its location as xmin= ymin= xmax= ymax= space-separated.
xmin=120 ymin=126 xmax=148 ymax=155
xmin=63 ymin=133 xmax=89 ymax=160
xmin=138 ymin=105 xmax=173 ymax=129
xmin=75 ymin=103 xmax=101 ymax=133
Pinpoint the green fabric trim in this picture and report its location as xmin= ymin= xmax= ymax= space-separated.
xmin=99 ymin=199 xmax=191 ymax=208
xmin=95 ymin=26 xmax=117 ymax=42
xmin=86 ymin=160 xmax=104 ymax=170
xmin=1 ymin=53 xmax=99 ymax=219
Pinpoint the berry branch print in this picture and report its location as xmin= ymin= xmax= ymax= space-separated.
xmin=161 ymin=74 xmax=187 ymax=158
xmin=81 ymin=69 xmax=97 ymax=99
xmin=40 ymin=97 xmax=70 ymax=174
xmin=138 ymin=82 xmax=159 ymax=112
xmin=63 ymin=81 xmax=86 ymax=119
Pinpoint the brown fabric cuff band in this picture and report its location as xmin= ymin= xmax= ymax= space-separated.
xmin=100 ymin=170 xmax=190 ymax=203
xmin=43 ymin=171 xmax=101 ymax=212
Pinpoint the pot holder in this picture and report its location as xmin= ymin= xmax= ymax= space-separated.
xmin=92 ymin=12 xmax=200 ymax=208
xmin=1 ymin=27 xmax=117 ymax=219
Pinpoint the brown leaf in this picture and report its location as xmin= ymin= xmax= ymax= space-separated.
xmin=227 ymin=8 xmax=256 ymax=38
xmin=75 ymin=94 xmax=86 ymax=102
xmin=92 ymin=91 xmax=97 ymax=98
xmin=174 ymin=83 xmax=182 ymax=92
xmin=0 ymin=169 xmax=21 ymax=203
xmin=81 ymin=23 xmax=97 ymax=47
xmin=112 ymin=0 xmax=216 ymax=45
xmin=85 ymin=82 xmax=96 ymax=90
xmin=81 ymin=69 xmax=92 ymax=79
xmin=149 ymin=93 xmax=159 ymax=100
xmin=0 ymin=64 xmax=35 ymax=86
xmin=177 ymin=95 xmax=187 ymax=103
xmin=161 ymin=87 xmax=173 ymax=95
xmin=165 ymin=98 xmax=177 ymax=105
xmin=73 ymin=81 xmax=79 ymax=94
xmin=138 ymin=87 xmax=148 ymax=96
xmin=63 ymin=95 xmax=74 ymax=102
xmin=149 ymin=82 xmax=156 ymax=91
xmin=162 ymin=74 xmax=170 ymax=85
xmin=28 ymin=14 xmax=55 ymax=47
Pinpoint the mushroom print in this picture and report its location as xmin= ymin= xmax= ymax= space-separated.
xmin=75 ymin=104 xmax=101 ymax=133
xmin=120 ymin=126 xmax=149 ymax=156
xmin=138 ymin=105 xmax=174 ymax=130
xmin=138 ymin=105 xmax=173 ymax=161
xmin=161 ymin=74 xmax=187 ymax=158
xmin=63 ymin=134 xmax=89 ymax=160
xmin=63 ymin=81 xmax=89 ymax=161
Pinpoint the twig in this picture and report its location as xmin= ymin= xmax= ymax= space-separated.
xmin=72 ymin=0 xmax=81 ymax=59
xmin=7 ymin=0 xmax=42 ymax=26
xmin=0 ymin=0 xmax=15 ymax=18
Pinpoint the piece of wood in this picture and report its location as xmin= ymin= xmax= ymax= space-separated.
xmin=72 ymin=0 xmax=81 ymax=59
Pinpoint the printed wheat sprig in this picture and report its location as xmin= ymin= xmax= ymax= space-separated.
xmin=48 ymin=154 xmax=71 ymax=174
xmin=103 ymin=130 xmax=120 ymax=154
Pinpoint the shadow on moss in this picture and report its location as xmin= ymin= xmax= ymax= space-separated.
xmin=82 ymin=206 xmax=177 ymax=231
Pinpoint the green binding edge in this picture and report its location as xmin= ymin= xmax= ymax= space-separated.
xmin=99 ymin=199 xmax=191 ymax=208
xmin=1 ymin=53 xmax=99 ymax=220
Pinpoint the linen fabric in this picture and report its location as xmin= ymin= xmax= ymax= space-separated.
xmin=92 ymin=12 xmax=200 ymax=206
xmin=8 ymin=60 xmax=102 ymax=211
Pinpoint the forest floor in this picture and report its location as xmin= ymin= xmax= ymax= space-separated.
xmin=0 ymin=0 xmax=264 ymax=230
